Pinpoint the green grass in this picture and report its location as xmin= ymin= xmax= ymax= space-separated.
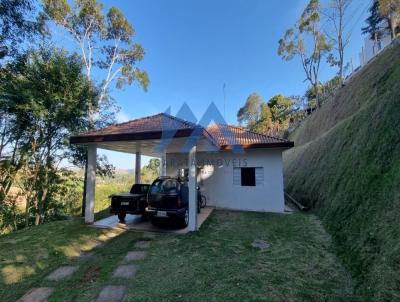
xmin=284 ymin=39 xmax=400 ymax=301
xmin=0 ymin=210 xmax=354 ymax=301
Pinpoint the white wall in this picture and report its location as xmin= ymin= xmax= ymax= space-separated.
xmin=166 ymin=149 xmax=285 ymax=213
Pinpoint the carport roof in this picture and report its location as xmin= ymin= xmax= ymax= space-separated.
xmin=70 ymin=113 xmax=294 ymax=149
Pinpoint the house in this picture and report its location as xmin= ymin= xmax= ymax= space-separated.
xmin=70 ymin=113 xmax=294 ymax=231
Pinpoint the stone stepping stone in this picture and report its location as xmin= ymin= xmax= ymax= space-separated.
xmin=96 ymin=285 xmax=127 ymax=302
xmin=112 ymin=264 xmax=139 ymax=278
xmin=123 ymin=251 xmax=146 ymax=262
xmin=45 ymin=266 xmax=78 ymax=281
xmin=73 ymin=251 xmax=94 ymax=262
xmin=251 ymin=239 xmax=271 ymax=250
xmin=142 ymin=233 xmax=156 ymax=240
xmin=17 ymin=287 xmax=54 ymax=302
xmin=134 ymin=241 xmax=151 ymax=249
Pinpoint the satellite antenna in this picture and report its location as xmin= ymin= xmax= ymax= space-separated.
xmin=222 ymin=83 xmax=226 ymax=122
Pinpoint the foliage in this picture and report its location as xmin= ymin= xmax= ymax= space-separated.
xmin=0 ymin=46 xmax=97 ymax=230
xmin=43 ymin=0 xmax=149 ymax=110
xmin=378 ymin=0 xmax=400 ymax=39
xmin=323 ymin=0 xmax=352 ymax=79
xmin=141 ymin=158 xmax=160 ymax=184
xmin=237 ymin=93 xmax=263 ymax=128
xmin=0 ymin=0 xmax=44 ymax=61
xmin=278 ymin=0 xmax=332 ymax=108
xmin=284 ymin=41 xmax=400 ymax=300
xmin=305 ymin=75 xmax=342 ymax=109
xmin=237 ymin=93 xmax=295 ymax=137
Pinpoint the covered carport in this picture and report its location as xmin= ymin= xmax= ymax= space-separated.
xmin=70 ymin=113 xmax=217 ymax=232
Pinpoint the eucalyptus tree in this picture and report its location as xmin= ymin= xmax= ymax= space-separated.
xmin=43 ymin=0 xmax=149 ymax=123
xmin=324 ymin=0 xmax=352 ymax=80
xmin=378 ymin=0 xmax=400 ymax=39
xmin=43 ymin=0 xmax=149 ymax=213
xmin=278 ymin=0 xmax=331 ymax=108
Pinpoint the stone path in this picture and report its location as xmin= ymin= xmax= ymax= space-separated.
xmin=112 ymin=264 xmax=139 ymax=278
xmin=45 ymin=266 xmax=78 ymax=281
xmin=17 ymin=287 xmax=54 ymax=302
xmin=17 ymin=236 xmax=152 ymax=302
xmin=96 ymin=285 xmax=127 ymax=302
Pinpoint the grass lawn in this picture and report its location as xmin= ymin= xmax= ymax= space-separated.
xmin=0 ymin=210 xmax=353 ymax=301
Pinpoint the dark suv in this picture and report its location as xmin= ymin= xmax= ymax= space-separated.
xmin=110 ymin=184 xmax=150 ymax=222
xmin=146 ymin=177 xmax=195 ymax=227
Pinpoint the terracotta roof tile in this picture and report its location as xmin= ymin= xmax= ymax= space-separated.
xmin=205 ymin=124 xmax=291 ymax=147
xmin=71 ymin=113 xmax=293 ymax=149
xmin=83 ymin=113 xmax=197 ymax=136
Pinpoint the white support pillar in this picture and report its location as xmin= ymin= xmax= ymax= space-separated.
xmin=85 ymin=144 xmax=97 ymax=224
xmin=188 ymin=145 xmax=198 ymax=231
xmin=161 ymin=153 xmax=167 ymax=176
xmin=135 ymin=151 xmax=141 ymax=184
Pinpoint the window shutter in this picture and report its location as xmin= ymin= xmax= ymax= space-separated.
xmin=233 ymin=167 xmax=241 ymax=185
xmin=255 ymin=167 xmax=264 ymax=186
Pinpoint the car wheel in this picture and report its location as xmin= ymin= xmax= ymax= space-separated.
xmin=141 ymin=213 xmax=149 ymax=221
xmin=178 ymin=208 xmax=189 ymax=228
xmin=118 ymin=213 xmax=126 ymax=223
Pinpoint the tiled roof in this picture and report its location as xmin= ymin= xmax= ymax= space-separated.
xmin=70 ymin=113 xmax=293 ymax=149
xmin=205 ymin=124 xmax=291 ymax=148
xmin=82 ymin=113 xmax=197 ymax=136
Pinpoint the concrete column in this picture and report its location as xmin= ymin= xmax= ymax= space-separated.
xmin=188 ymin=145 xmax=198 ymax=231
xmin=135 ymin=151 xmax=141 ymax=184
xmin=161 ymin=153 xmax=167 ymax=176
xmin=85 ymin=144 xmax=96 ymax=224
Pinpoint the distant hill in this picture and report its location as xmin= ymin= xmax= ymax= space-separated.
xmin=284 ymin=39 xmax=400 ymax=301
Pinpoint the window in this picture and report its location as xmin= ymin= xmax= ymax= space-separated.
xmin=233 ymin=167 xmax=264 ymax=186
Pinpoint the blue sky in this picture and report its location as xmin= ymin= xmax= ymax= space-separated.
xmin=59 ymin=0 xmax=372 ymax=169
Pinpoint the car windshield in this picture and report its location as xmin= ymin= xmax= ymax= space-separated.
xmin=130 ymin=184 xmax=149 ymax=194
xmin=150 ymin=179 xmax=179 ymax=194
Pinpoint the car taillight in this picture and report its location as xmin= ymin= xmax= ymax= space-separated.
xmin=177 ymin=197 xmax=181 ymax=207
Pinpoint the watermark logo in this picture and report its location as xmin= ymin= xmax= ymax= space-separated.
xmin=154 ymin=102 xmax=244 ymax=155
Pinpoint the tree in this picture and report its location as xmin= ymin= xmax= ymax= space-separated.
xmin=43 ymin=0 xmax=149 ymax=121
xmin=378 ymin=0 xmax=400 ymax=39
xmin=324 ymin=0 xmax=352 ymax=80
xmin=0 ymin=0 xmax=44 ymax=61
xmin=237 ymin=93 xmax=263 ymax=129
xmin=237 ymin=94 xmax=294 ymax=136
xmin=362 ymin=1 xmax=389 ymax=41
xmin=278 ymin=0 xmax=331 ymax=108
xmin=0 ymin=46 xmax=97 ymax=227
xmin=141 ymin=158 xmax=160 ymax=184
xmin=43 ymin=0 xmax=149 ymax=214
xmin=267 ymin=95 xmax=294 ymax=131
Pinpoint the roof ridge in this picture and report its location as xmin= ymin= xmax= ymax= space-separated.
xmin=213 ymin=123 xmax=289 ymax=143
xmin=161 ymin=112 xmax=200 ymax=128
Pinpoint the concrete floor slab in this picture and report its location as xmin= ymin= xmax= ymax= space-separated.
xmin=112 ymin=264 xmax=138 ymax=278
xmin=93 ymin=206 xmax=214 ymax=234
xmin=96 ymin=285 xmax=127 ymax=302
xmin=17 ymin=287 xmax=54 ymax=302
xmin=123 ymin=251 xmax=146 ymax=262
xmin=45 ymin=266 xmax=78 ymax=281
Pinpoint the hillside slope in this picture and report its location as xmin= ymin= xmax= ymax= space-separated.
xmin=284 ymin=39 xmax=400 ymax=301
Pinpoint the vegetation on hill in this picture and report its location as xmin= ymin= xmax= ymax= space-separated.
xmin=284 ymin=40 xmax=400 ymax=301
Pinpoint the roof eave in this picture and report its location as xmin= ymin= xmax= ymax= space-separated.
xmin=219 ymin=141 xmax=294 ymax=150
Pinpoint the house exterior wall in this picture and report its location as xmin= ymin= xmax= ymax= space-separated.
xmin=166 ymin=148 xmax=285 ymax=213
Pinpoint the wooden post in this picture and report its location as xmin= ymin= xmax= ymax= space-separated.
xmin=85 ymin=144 xmax=96 ymax=224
